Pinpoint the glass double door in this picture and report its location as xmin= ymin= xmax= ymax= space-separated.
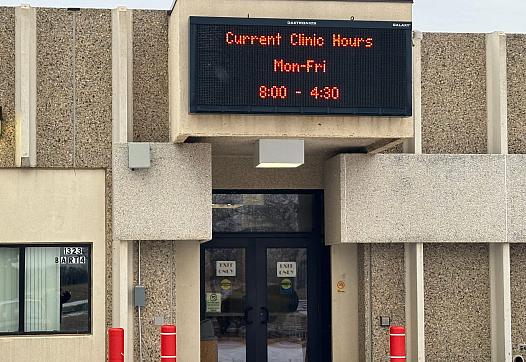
xmin=201 ymin=237 xmax=323 ymax=362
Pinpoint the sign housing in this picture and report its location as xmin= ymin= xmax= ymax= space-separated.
xmin=190 ymin=16 xmax=412 ymax=116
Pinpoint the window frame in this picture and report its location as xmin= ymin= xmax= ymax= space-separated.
xmin=0 ymin=243 xmax=92 ymax=336
xmin=212 ymin=189 xmax=324 ymax=235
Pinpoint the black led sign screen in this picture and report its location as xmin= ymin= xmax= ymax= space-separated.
xmin=190 ymin=17 xmax=412 ymax=116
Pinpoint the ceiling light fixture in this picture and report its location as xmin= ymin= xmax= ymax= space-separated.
xmin=255 ymin=139 xmax=304 ymax=168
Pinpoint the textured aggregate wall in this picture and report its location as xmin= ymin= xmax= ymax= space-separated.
xmin=507 ymin=155 xmax=526 ymax=242
xmin=36 ymin=8 xmax=113 ymax=325
xmin=36 ymin=8 xmax=74 ymax=167
xmin=367 ymin=244 xmax=405 ymax=362
xmin=505 ymin=35 xmax=526 ymax=357
xmin=421 ymin=33 xmax=487 ymax=154
xmin=329 ymin=154 xmax=507 ymax=244
xmin=133 ymin=10 xmax=169 ymax=142
xmin=112 ymin=143 xmax=212 ymax=241
xmin=133 ymin=241 xmax=177 ymax=361
xmin=357 ymin=244 xmax=405 ymax=361
xmin=510 ymin=157 xmax=526 ymax=357
xmin=357 ymin=246 xmax=366 ymax=362
xmin=424 ymin=244 xmax=491 ymax=361
xmin=507 ymin=34 xmax=526 ymax=154
xmin=0 ymin=7 xmax=15 ymax=166
xmin=511 ymin=244 xmax=526 ymax=356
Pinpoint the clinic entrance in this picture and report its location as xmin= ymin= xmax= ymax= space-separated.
xmin=201 ymin=191 xmax=330 ymax=362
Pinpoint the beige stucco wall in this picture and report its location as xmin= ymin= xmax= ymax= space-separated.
xmin=331 ymin=244 xmax=359 ymax=362
xmin=0 ymin=169 xmax=106 ymax=362
xmin=213 ymin=155 xmax=324 ymax=189
xmin=168 ymin=0 xmax=413 ymax=142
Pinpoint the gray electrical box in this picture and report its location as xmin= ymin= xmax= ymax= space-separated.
xmin=134 ymin=285 xmax=146 ymax=307
xmin=128 ymin=142 xmax=151 ymax=169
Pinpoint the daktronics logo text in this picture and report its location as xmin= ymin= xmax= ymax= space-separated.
xmin=393 ymin=23 xmax=411 ymax=27
xmin=287 ymin=20 xmax=317 ymax=25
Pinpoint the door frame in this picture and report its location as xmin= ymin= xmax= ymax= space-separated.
xmin=201 ymin=190 xmax=331 ymax=361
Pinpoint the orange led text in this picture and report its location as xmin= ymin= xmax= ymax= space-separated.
xmin=274 ymin=59 xmax=327 ymax=73
xmin=332 ymin=34 xmax=373 ymax=48
xmin=225 ymin=31 xmax=282 ymax=46
xmin=290 ymin=33 xmax=325 ymax=47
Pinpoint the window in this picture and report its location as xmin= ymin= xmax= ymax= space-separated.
xmin=212 ymin=193 xmax=316 ymax=233
xmin=0 ymin=245 xmax=91 ymax=335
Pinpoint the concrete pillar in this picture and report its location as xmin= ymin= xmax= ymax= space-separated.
xmin=486 ymin=32 xmax=508 ymax=155
xmin=405 ymin=243 xmax=425 ymax=361
xmin=111 ymin=239 xmax=135 ymax=361
xmin=403 ymin=30 xmax=425 ymax=362
xmin=112 ymin=6 xmax=133 ymax=144
xmin=15 ymin=5 xmax=36 ymax=167
xmin=111 ymin=6 xmax=134 ymax=361
xmin=486 ymin=31 xmax=512 ymax=362
xmin=175 ymin=241 xmax=201 ymax=361
xmin=403 ymin=30 xmax=422 ymax=155
xmin=331 ymin=244 xmax=359 ymax=362
xmin=489 ymin=243 xmax=512 ymax=361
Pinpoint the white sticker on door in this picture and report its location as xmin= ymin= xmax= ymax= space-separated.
xmin=205 ymin=293 xmax=222 ymax=313
xmin=277 ymin=262 xmax=296 ymax=277
xmin=216 ymin=261 xmax=236 ymax=277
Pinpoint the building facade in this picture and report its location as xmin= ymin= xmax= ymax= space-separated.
xmin=0 ymin=1 xmax=525 ymax=361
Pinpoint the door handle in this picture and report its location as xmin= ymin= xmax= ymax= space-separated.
xmin=259 ymin=306 xmax=269 ymax=324
xmin=244 ymin=306 xmax=253 ymax=325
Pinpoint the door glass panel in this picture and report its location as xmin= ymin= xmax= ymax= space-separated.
xmin=266 ymin=248 xmax=308 ymax=362
xmin=204 ymin=248 xmax=247 ymax=362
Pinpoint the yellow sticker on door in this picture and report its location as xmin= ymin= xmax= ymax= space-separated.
xmin=219 ymin=278 xmax=232 ymax=291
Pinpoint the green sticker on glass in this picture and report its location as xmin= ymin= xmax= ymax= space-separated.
xmin=219 ymin=278 xmax=232 ymax=291
xmin=281 ymin=278 xmax=292 ymax=290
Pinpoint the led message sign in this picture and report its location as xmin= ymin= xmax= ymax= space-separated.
xmin=190 ymin=17 xmax=412 ymax=116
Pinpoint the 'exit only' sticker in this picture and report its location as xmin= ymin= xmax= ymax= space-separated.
xmin=277 ymin=262 xmax=296 ymax=277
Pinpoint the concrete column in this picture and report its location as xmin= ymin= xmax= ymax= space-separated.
xmin=486 ymin=32 xmax=508 ymax=155
xmin=175 ymin=241 xmax=201 ymax=362
xmin=331 ymin=244 xmax=359 ymax=362
xmin=111 ymin=6 xmax=134 ymax=361
xmin=489 ymin=243 xmax=512 ymax=361
xmin=112 ymin=6 xmax=133 ymax=144
xmin=403 ymin=30 xmax=422 ymax=155
xmin=405 ymin=243 xmax=425 ymax=361
xmin=404 ymin=30 xmax=425 ymax=362
xmin=111 ymin=239 xmax=135 ymax=361
xmin=15 ymin=5 xmax=36 ymax=167
xmin=486 ymin=31 xmax=512 ymax=362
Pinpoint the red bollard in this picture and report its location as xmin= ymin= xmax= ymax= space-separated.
xmin=390 ymin=326 xmax=406 ymax=362
xmin=161 ymin=325 xmax=177 ymax=362
xmin=108 ymin=328 xmax=124 ymax=362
